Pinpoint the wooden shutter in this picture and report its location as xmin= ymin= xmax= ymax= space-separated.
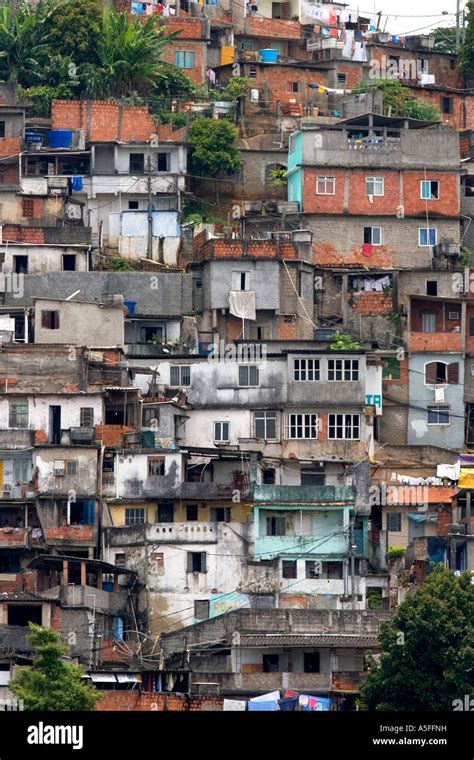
xmin=425 ymin=362 xmax=437 ymax=384
xmin=200 ymin=552 xmax=207 ymax=573
xmin=448 ymin=362 xmax=459 ymax=384
xmin=186 ymin=552 xmax=193 ymax=572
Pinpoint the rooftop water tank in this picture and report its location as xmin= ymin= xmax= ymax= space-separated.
xmin=259 ymin=49 xmax=279 ymax=63
xmin=123 ymin=299 xmax=137 ymax=315
xmin=48 ymin=129 xmax=73 ymax=148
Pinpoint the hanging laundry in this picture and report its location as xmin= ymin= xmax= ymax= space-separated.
xmin=321 ymin=26 xmax=331 ymax=37
xmin=354 ymin=30 xmax=363 ymax=42
xmin=339 ymin=10 xmax=349 ymax=23
xmin=248 ymin=700 xmax=279 ymax=711
xmin=224 ymin=699 xmax=247 ymax=711
xmin=330 ymin=28 xmax=338 ymax=38
xmin=229 ymin=290 xmax=256 ymax=320
xmin=361 ymin=244 xmax=373 ymax=257
xmin=71 ymin=176 xmax=83 ymax=192
xmin=278 ymin=696 xmax=298 ymax=711
xmin=329 ymin=9 xmax=337 ymax=25
xmin=352 ymin=42 xmax=367 ymax=62
xmin=299 ymin=694 xmax=333 ymax=711
xmin=342 ymin=30 xmax=354 ymax=59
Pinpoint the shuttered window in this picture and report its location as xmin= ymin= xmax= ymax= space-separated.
xmin=187 ymin=552 xmax=207 ymax=573
xmin=238 ymin=365 xmax=259 ymax=387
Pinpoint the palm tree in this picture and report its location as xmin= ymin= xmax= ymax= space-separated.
xmin=0 ymin=1 xmax=54 ymax=87
xmin=80 ymin=10 xmax=178 ymax=98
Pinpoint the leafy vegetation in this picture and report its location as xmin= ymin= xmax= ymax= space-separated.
xmin=10 ymin=624 xmax=101 ymax=711
xmin=189 ymin=117 xmax=240 ymax=178
xmin=359 ymin=568 xmax=474 ymax=711
xmin=329 ymin=332 xmax=362 ymax=351
xmin=387 ymin=546 xmax=406 ymax=559
xmin=460 ymin=1 xmax=474 ymax=76
xmin=352 ymin=79 xmax=441 ymax=121
xmin=432 ymin=25 xmax=457 ymax=54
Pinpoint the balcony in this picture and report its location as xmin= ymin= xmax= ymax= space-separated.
xmin=44 ymin=525 xmax=97 ymax=546
xmin=0 ymin=430 xmax=35 ymax=449
xmin=244 ymin=16 xmax=301 ymax=40
xmin=0 ymin=624 xmax=35 ymax=657
xmin=0 ymin=527 xmax=27 ymax=547
xmin=190 ymin=671 xmax=331 ymax=694
xmin=120 ymin=480 xmax=252 ymax=501
xmin=107 ymin=522 xmax=228 ymax=546
xmin=409 ymin=332 xmax=462 ymax=352
xmin=254 ymin=531 xmax=349 ymax=560
xmin=82 ymin=174 xmax=184 ymax=197
xmin=42 ymin=584 xmax=129 ymax=615
xmin=253 ymin=485 xmax=354 ymax=504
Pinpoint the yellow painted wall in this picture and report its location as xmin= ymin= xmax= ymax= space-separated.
xmin=108 ymin=500 xmax=252 ymax=526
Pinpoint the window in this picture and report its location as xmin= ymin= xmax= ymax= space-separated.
xmin=175 ymin=51 xmax=196 ymax=69
xmin=421 ymin=312 xmax=436 ymax=333
xmin=421 ymin=180 xmax=439 ymax=200
xmin=170 ymin=365 xmax=191 ymax=387
xmin=249 ymin=66 xmax=257 ymax=79
xmin=337 ymin=73 xmax=347 ymax=84
xmin=129 ymin=153 xmax=144 ymax=173
xmin=13 ymin=459 xmax=29 ymax=483
xmin=80 ymin=407 xmax=94 ymax=427
xmin=157 ymin=152 xmax=169 ymax=172
xmin=254 ymin=410 xmax=277 ymax=440
xmin=13 ymin=255 xmax=28 ymax=274
xmin=9 ymin=401 xmax=28 ymax=428
xmin=114 ymin=553 xmax=126 ymax=567
xmin=263 ymin=654 xmax=280 ymax=673
xmin=328 ymin=414 xmax=360 ymax=440
xmin=419 ymin=228 xmax=437 ymax=246
xmin=290 ymin=81 xmax=299 ymax=92
xmin=383 ymin=357 xmax=401 ymax=381
xmin=186 ymin=505 xmax=198 ymax=521
xmin=187 ymin=551 xmax=207 ymax=573
xmin=287 ymin=413 xmax=318 ymax=439
xmin=157 ymin=503 xmax=174 ymax=522
xmin=21 ymin=197 xmax=34 ymax=218
xmin=282 ymin=560 xmax=297 ymax=579
xmin=427 ymin=406 xmax=450 ymax=424
xmin=66 ymin=460 xmax=77 ymax=476
xmin=125 ymin=508 xmax=145 ymax=525
xmin=232 ymin=271 xmax=250 ymax=291
xmin=41 ymin=310 xmax=60 ymax=329
xmin=327 ymin=359 xmax=359 ymax=381
xmin=304 ymin=652 xmax=320 ymax=673
xmin=0 ymin=121 xmax=4 ymax=138
xmin=425 ymin=361 xmax=458 ymax=385
xmin=316 ymin=175 xmax=335 ymax=195
xmin=426 ymin=280 xmax=438 ymax=296
xmin=293 ymin=358 xmax=320 ymax=382
xmin=441 ymin=96 xmax=453 ymax=114
xmin=363 ymin=227 xmax=382 ymax=245
xmin=365 ymin=176 xmax=384 ymax=196
xmin=266 ymin=516 xmax=286 ymax=536
xmin=194 ymin=600 xmax=210 ymax=620
xmin=128 ymin=201 xmax=139 ymax=210
xmin=306 ymin=560 xmax=322 ymax=578
xmin=387 ymin=512 xmax=401 ymax=532
xmin=301 ymin=466 xmax=325 ymax=485
xmin=143 ymin=406 xmax=159 ymax=427
xmin=148 ymin=456 xmax=165 ymax=476
xmin=238 ymin=365 xmax=259 ymax=387
xmin=248 ymin=323 xmax=270 ymax=340
xmin=210 ymin=507 xmax=231 ymax=522
xmin=470 ymin=317 xmax=474 ymax=337
xmin=214 ymin=421 xmax=230 ymax=443
xmin=62 ymin=254 xmax=76 ymax=271
xmin=262 ymin=468 xmax=276 ymax=484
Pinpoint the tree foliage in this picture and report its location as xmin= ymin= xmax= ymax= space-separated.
xmin=189 ymin=117 xmax=240 ymax=177
xmin=47 ymin=0 xmax=102 ymax=66
xmin=329 ymin=332 xmax=361 ymax=351
xmin=360 ymin=568 xmax=474 ymax=711
xmin=353 ymin=79 xmax=441 ymax=121
xmin=9 ymin=624 xmax=101 ymax=711
xmin=432 ymin=26 xmax=457 ymax=54
xmin=460 ymin=1 xmax=474 ymax=76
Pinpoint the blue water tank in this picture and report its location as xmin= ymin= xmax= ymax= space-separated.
xmin=48 ymin=129 xmax=73 ymax=148
xmin=259 ymin=49 xmax=279 ymax=63
xmin=123 ymin=299 xmax=137 ymax=314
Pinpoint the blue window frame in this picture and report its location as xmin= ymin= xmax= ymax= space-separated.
xmin=175 ymin=51 xmax=196 ymax=69
xmin=419 ymin=228 xmax=437 ymax=246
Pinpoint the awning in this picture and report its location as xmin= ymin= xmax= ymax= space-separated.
xmin=116 ymin=673 xmax=142 ymax=683
xmin=407 ymin=513 xmax=438 ymax=523
xmin=89 ymin=673 xmax=117 ymax=684
xmin=458 ymin=468 xmax=474 ymax=488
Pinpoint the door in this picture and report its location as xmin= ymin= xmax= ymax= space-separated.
xmin=49 ymin=406 xmax=61 ymax=444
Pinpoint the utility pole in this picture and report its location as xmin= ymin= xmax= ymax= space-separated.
xmin=350 ymin=523 xmax=356 ymax=610
xmin=456 ymin=0 xmax=462 ymax=52
xmin=147 ymin=152 xmax=153 ymax=260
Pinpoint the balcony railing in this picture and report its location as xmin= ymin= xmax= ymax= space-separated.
xmin=253 ymin=484 xmax=354 ymax=504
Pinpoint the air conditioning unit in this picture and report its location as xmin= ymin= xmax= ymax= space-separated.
xmin=54 ymin=460 xmax=65 ymax=477
xmin=1 ymin=485 xmax=11 ymax=499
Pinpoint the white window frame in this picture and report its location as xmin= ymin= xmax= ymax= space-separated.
xmin=316 ymin=175 xmax=335 ymax=195
xmin=363 ymin=227 xmax=382 ymax=246
xmin=420 ymin=180 xmax=439 ymax=200
xmin=328 ymin=413 xmax=361 ymax=440
xmin=293 ymin=358 xmax=320 ymax=382
xmin=238 ymin=364 xmax=260 ymax=387
xmin=214 ymin=421 xmax=230 ymax=443
xmin=419 ymin=227 xmax=437 ymax=247
xmin=427 ymin=406 xmax=450 ymax=425
xmin=254 ymin=410 xmax=277 ymax=440
xmin=327 ymin=359 xmax=359 ymax=382
xmin=365 ymin=176 xmax=384 ymax=197
xmin=286 ymin=413 xmax=318 ymax=440
xmin=232 ymin=271 xmax=251 ymax=291
xmin=169 ymin=365 xmax=191 ymax=387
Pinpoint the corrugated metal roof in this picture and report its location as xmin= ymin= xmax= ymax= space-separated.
xmin=237 ymin=634 xmax=378 ymax=648
xmin=0 ymin=184 xmax=20 ymax=192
